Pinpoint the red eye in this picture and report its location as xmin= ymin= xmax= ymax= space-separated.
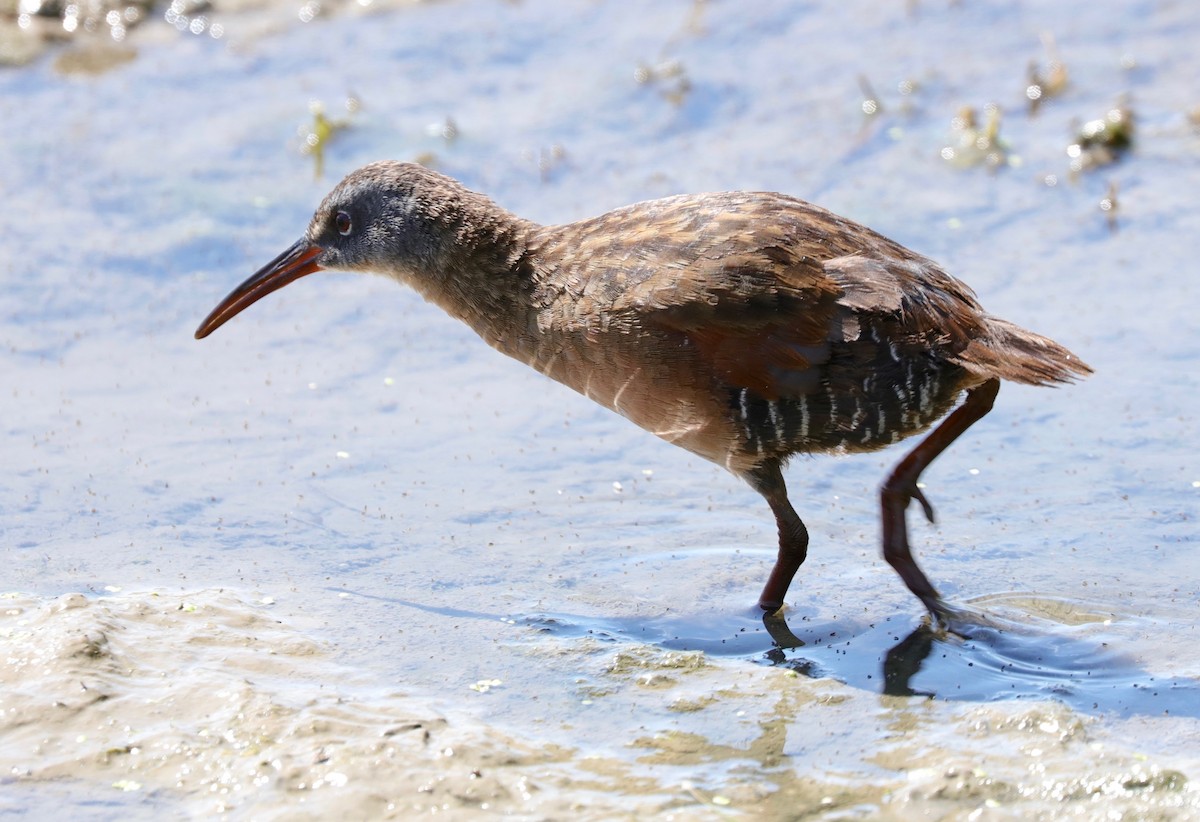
xmin=335 ymin=211 xmax=352 ymax=236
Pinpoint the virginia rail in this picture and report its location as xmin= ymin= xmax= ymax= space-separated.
xmin=196 ymin=162 xmax=1091 ymax=625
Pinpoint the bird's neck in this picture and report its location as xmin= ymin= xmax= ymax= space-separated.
xmin=402 ymin=193 xmax=542 ymax=359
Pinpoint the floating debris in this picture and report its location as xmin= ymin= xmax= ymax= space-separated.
xmin=677 ymin=0 xmax=706 ymax=36
xmin=1067 ymin=104 xmax=1134 ymax=173
xmin=854 ymin=75 xmax=921 ymax=143
xmin=521 ymin=144 xmax=568 ymax=182
xmin=424 ymin=116 xmax=458 ymax=143
xmin=896 ymin=77 xmax=921 ymax=117
xmin=4 ymin=0 xmax=161 ymax=70
xmin=858 ymin=75 xmax=882 ymax=117
xmin=299 ymin=97 xmax=356 ymax=179
xmin=539 ymin=145 xmax=567 ymax=179
xmin=1026 ymin=33 xmax=1068 ymax=115
xmin=1099 ymin=180 xmax=1119 ymax=233
xmin=297 ymin=0 xmax=321 ymax=23
xmin=164 ymin=0 xmax=221 ymax=37
xmin=52 ymin=41 xmax=136 ymax=74
xmin=635 ymin=58 xmax=691 ymax=107
xmin=940 ymin=104 xmax=1012 ymax=171
xmin=412 ymin=151 xmax=439 ymax=168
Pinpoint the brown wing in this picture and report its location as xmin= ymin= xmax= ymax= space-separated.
xmin=535 ymin=191 xmax=991 ymax=395
xmin=642 ymin=246 xmax=844 ymax=401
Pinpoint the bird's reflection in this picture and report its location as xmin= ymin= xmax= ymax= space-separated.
xmin=760 ymin=603 xmax=1200 ymax=718
xmin=338 ymin=587 xmax=1200 ymax=720
xmin=762 ymin=609 xmax=948 ymax=697
xmin=879 ymin=624 xmax=938 ymax=697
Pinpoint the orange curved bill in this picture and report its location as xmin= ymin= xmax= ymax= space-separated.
xmin=194 ymin=240 xmax=324 ymax=339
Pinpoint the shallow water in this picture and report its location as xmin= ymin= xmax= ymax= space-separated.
xmin=3 ymin=0 xmax=1200 ymax=817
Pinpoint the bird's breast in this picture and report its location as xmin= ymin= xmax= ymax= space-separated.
xmin=508 ymin=322 xmax=753 ymax=470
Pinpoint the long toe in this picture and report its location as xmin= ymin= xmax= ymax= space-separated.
xmin=929 ymin=601 xmax=1005 ymax=638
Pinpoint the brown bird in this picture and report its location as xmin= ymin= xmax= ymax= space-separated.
xmin=196 ymin=161 xmax=1091 ymax=626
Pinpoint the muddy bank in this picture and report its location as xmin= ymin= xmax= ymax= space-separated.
xmin=2 ymin=589 xmax=1197 ymax=818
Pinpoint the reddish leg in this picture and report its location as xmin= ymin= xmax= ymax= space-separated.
xmin=881 ymin=378 xmax=1000 ymax=626
xmin=748 ymin=460 xmax=809 ymax=613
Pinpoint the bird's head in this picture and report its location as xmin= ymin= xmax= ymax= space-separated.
xmin=194 ymin=161 xmax=469 ymax=339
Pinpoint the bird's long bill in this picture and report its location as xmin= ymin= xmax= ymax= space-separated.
xmin=194 ymin=239 xmax=324 ymax=339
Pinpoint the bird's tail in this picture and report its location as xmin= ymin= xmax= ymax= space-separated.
xmin=950 ymin=316 xmax=1093 ymax=386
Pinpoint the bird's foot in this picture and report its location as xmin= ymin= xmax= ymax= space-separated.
xmin=761 ymin=608 xmax=805 ymax=649
xmin=926 ymin=599 xmax=1003 ymax=639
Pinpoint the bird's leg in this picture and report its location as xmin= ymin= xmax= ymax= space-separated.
xmin=747 ymin=460 xmax=809 ymax=614
xmin=880 ymin=378 xmax=1000 ymax=626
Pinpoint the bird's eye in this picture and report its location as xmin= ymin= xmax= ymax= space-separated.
xmin=335 ymin=211 xmax=353 ymax=236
